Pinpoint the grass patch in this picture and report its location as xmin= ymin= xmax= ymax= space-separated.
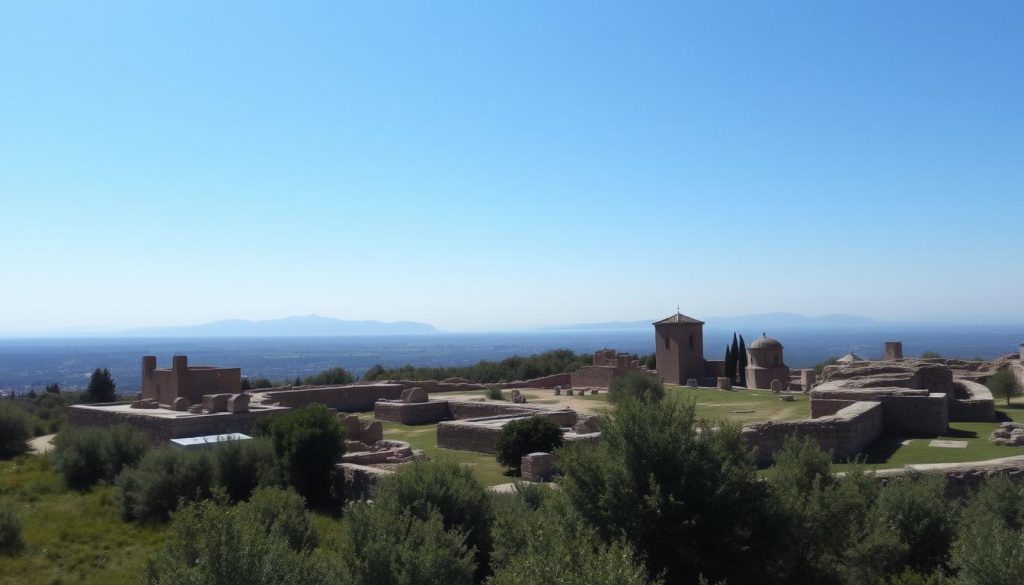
xmin=666 ymin=385 xmax=810 ymax=424
xmin=0 ymin=455 xmax=169 ymax=585
xmin=379 ymin=421 xmax=509 ymax=487
xmin=833 ymin=404 xmax=1024 ymax=472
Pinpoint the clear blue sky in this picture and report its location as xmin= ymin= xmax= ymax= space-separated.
xmin=1 ymin=1 xmax=1021 ymax=332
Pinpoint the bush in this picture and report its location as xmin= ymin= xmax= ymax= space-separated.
xmin=53 ymin=424 xmax=150 ymax=489
xmin=339 ymin=502 xmax=476 ymax=585
xmin=607 ymin=371 xmax=664 ymax=404
xmin=485 ymin=386 xmax=504 ymax=401
xmin=557 ymin=397 xmax=778 ymax=584
xmin=986 ymin=369 xmax=1022 ymax=406
xmin=143 ymin=498 xmax=332 ymax=585
xmin=212 ymin=438 xmax=281 ymax=502
xmin=117 ymin=447 xmax=214 ymax=522
xmin=254 ymin=405 xmax=345 ymax=504
xmin=0 ymin=501 xmax=24 ymax=555
xmin=0 ymin=402 xmax=33 ymax=458
xmin=303 ymin=367 xmax=355 ymax=386
xmin=243 ymin=487 xmax=318 ymax=552
xmin=951 ymin=475 xmax=1024 ymax=585
xmin=372 ymin=459 xmax=494 ymax=581
xmin=494 ymin=416 xmax=563 ymax=472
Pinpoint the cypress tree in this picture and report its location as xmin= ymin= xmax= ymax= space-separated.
xmin=724 ymin=345 xmax=735 ymax=381
xmin=738 ymin=335 xmax=748 ymax=387
xmin=85 ymin=368 xmax=117 ymax=403
xmin=730 ymin=333 xmax=740 ymax=382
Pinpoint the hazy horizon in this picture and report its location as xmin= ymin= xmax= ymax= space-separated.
xmin=2 ymin=2 xmax=1021 ymax=332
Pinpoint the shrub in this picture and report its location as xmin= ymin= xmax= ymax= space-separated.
xmin=0 ymin=501 xmax=24 ymax=555
xmin=117 ymin=447 xmax=214 ymax=522
xmin=212 ymin=438 xmax=281 ymax=502
xmin=0 ymin=402 xmax=33 ymax=458
xmin=243 ymin=487 xmax=318 ymax=552
xmin=303 ymin=367 xmax=355 ymax=386
xmin=557 ymin=396 xmax=778 ymax=584
xmin=951 ymin=475 xmax=1024 ymax=585
xmin=143 ymin=498 xmax=332 ymax=585
xmin=254 ymin=405 xmax=345 ymax=504
xmin=372 ymin=459 xmax=494 ymax=581
xmin=607 ymin=371 xmax=664 ymax=404
xmin=339 ymin=502 xmax=476 ymax=585
xmin=53 ymin=424 xmax=150 ymax=489
xmin=494 ymin=416 xmax=563 ymax=472
xmin=485 ymin=386 xmax=504 ymax=400
xmin=986 ymin=369 xmax=1022 ymax=406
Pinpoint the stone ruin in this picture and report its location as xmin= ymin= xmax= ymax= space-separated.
xmin=510 ymin=389 xmax=527 ymax=404
xmin=717 ymin=377 xmax=732 ymax=390
xmin=521 ymin=452 xmax=558 ymax=482
xmin=991 ymin=422 xmax=1024 ymax=447
xmin=400 ymin=387 xmax=428 ymax=403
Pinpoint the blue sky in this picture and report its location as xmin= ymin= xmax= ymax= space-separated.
xmin=1 ymin=1 xmax=1021 ymax=332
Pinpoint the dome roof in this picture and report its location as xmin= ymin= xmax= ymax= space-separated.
xmin=750 ymin=335 xmax=783 ymax=350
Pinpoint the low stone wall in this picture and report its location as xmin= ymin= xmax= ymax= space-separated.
xmin=743 ymin=401 xmax=883 ymax=465
xmin=374 ymin=401 xmax=451 ymax=424
xmin=261 ymin=383 xmax=405 ymax=411
xmin=570 ymin=366 xmax=628 ymax=389
xmin=438 ymin=410 xmax=579 ymax=454
xmin=811 ymin=386 xmax=948 ymax=435
xmin=388 ymin=379 xmax=486 ymax=393
xmin=500 ymin=373 xmax=572 ymax=389
xmin=68 ymin=403 xmax=289 ymax=443
xmin=336 ymin=462 xmax=394 ymax=502
xmin=949 ymin=380 xmax=996 ymax=422
xmin=867 ymin=455 xmax=1024 ymax=499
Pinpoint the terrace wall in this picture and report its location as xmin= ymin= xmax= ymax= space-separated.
xmin=743 ymin=401 xmax=883 ymax=465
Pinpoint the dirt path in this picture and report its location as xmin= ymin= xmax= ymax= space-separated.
xmin=29 ymin=433 xmax=56 ymax=455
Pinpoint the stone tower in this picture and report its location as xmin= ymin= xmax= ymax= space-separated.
xmin=745 ymin=334 xmax=790 ymax=390
xmin=884 ymin=341 xmax=904 ymax=361
xmin=653 ymin=312 xmax=705 ymax=385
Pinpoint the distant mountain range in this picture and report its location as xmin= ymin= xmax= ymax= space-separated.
xmin=122 ymin=315 xmax=439 ymax=337
xmin=543 ymin=312 xmax=881 ymax=332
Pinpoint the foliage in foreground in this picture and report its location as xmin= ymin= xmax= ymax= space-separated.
xmin=143 ymin=491 xmax=333 ymax=585
xmin=254 ymin=404 xmax=345 ymax=504
xmin=557 ymin=396 xmax=776 ymax=583
xmin=0 ymin=402 xmax=33 ymax=458
xmin=607 ymin=371 xmax=665 ymax=404
xmin=53 ymin=424 xmax=150 ymax=489
xmin=950 ymin=475 xmax=1024 ymax=585
xmin=494 ymin=416 xmax=563 ymax=471
xmin=0 ymin=500 xmax=24 ymax=555
xmin=986 ymin=369 xmax=1022 ymax=406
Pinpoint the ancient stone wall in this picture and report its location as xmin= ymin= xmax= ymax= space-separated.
xmin=500 ymin=373 xmax=572 ymax=389
xmin=570 ymin=366 xmax=627 ymax=389
xmin=884 ymin=341 xmax=904 ymax=360
xmin=261 ymin=383 xmax=405 ymax=411
xmin=820 ymin=361 xmax=954 ymax=395
xmin=868 ymin=455 xmax=1024 ymax=499
xmin=438 ymin=410 xmax=579 ymax=454
xmin=811 ymin=386 xmax=947 ymax=435
xmin=374 ymin=401 xmax=451 ymax=424
xmin=743 ymin=401 xmax=883 ymax=465
xmin=949 ymin=380 xmax=996 ymax=422
xmin=67 ymin=404 xmax=288 ymax=443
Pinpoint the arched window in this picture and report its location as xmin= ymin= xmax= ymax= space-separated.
xmin=664 ymin=336 xmax=670 ymax=350
xmin=688 ymin=334 xmax=694 ymax=350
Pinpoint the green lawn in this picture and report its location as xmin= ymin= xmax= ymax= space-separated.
xmin=0 ymin=455 xmax=169 ymax=585
xmin=378 ymin=421 xmax=511 ymax=487
xmin=666 ymin=385 xmax=811 ymax=424
xmin=832 ymin=404 xmax=1024 ymax=472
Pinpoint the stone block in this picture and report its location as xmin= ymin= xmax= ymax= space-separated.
xmin=188 ymin=404 xmax=204 ymax=414
xmin=566 ymin=389 xmax=574 ymax=396
xmin=590 ymin=388 xmax=598 ymax=395
xmin=553 ymin=386 xmax=561 ymax=396
xmin=202 ymin=393 xmax=231 ymax=413
xmin=770 ymin=379 xmax=783 ymax=393
xmin=227 ymin=393 xmax=250 ymax=414
xmin=687 ymin=378 xmax=698 ymax=388
xmin=521 ymin=452 xmax=557 ymax=482
xmin=717 ymin=377 xmax=732 ymax=390
xmin=172 ymin=397 xmax=191 ymax=411
xmin=402 ymin=387 xmax=428 ymax=403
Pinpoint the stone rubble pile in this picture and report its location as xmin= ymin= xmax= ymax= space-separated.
xmin=991 ymin=422 xmax=1024 ymax=446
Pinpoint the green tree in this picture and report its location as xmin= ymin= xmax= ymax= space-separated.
xmin=950 ymin=475 xmax=1024 ymax=585
xmin=85 ymin=368 xmax=117 ymax=403
xmin=0 ymin=500 xmax=24 ymax=555
xmin=642 ymin=354 xmax=656 ymax=370
xmin=557 ymin=397 xmax=779 ymax=583
xmin=607 ymin=371 xmax=664 ymax=404
xmin=211 ymin=438 xmax=282 ymax=503
xmin=117 ymin=447 xmax=215 ymax=522
xmin=0 ymin=402 xmax=32 ymax=458
xmin=303 ymin=367 xmax=355 ymax=386
xmin=495 ymin=416 xmax=563 ymax=472
xmin=45 ymin=383 xmax=60 ymax=394
xmin=54 ymin=424 xmax=150 ymax=489
xmin=371 ymin=459 xmax=494 ymax=581
xmin=724 ymin=344 xmax=735 ymax=381
xmin=986 ymin=369 xmax=1022 ymax=406
xmin=363 ymin=364 xmax=387 ymax=381
xmin=254 ymin=405 xmax=345 ymax=504
xmin=738 ymin=335 xmax=748 ymax=386
xmin=730 ymin=333 xmax=740 ymax=381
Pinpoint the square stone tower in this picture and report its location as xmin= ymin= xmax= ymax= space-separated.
xmin=653 ymin=312 xmax=705 ymax=385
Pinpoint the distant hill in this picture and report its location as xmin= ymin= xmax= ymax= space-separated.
xmin=123 ymin=315 xmax=439 ymax=337
xmin=542 ymin=312 xmax=881 ymax=332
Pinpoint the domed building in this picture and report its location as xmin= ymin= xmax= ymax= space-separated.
xmin=745 ymin=334 xmax=791 ymax=390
